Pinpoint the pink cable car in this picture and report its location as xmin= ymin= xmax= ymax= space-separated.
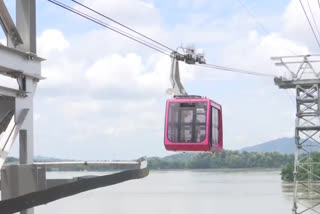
xmin=164 ymin=96 xmax=223 ymax=152
xmin=164 ymin=49 xmax=223 ymax=152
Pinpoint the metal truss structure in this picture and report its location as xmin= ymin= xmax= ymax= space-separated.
xmin=273 ymin=55 xmax=320 ymax=214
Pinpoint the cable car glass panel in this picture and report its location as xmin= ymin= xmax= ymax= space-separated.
xmin=167 ymin=102 xmax=207 ymax=143
xmin=212 ymin=107 xmax=219 ymax=145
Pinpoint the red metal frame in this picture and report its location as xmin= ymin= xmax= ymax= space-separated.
xmin=164 ymin=97 xmax=223 ymax=152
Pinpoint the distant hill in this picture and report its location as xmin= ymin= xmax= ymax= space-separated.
xmin=241 ymin=137 xmax=296 ymax=154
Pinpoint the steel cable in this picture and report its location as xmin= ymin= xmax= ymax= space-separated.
xmin=195 ymin=63 xmax=276 ymax=77
xmin=71 ymin=0 xmax=176 ymax=53
xmin=306 ymin=0 xmax=320 ymax=43
xmin=237 ymin=0 xmax=298 ymax=55
xmin=300 ymin=0 xmax=320 ymax=48
xmin=48 ymin=0 xmax=278 ymax=79
xmin=48 ymin=0 xmax=171 ymax=56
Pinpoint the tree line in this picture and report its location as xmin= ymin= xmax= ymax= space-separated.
xmin=149 ymin=150 xmax=294 ymax=170
xmin=7 ymin=151 xmax=304 ymax=182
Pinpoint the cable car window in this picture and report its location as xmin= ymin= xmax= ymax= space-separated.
xmin=168 ymin=102 xmax=179 ymax=142
xmin=168 ymin=102 xmax=207 ymax=143
xmin=212 ymin=107 xmax=219 ymax=145
xmin=182 ymin=109 xmax=193 ymax=123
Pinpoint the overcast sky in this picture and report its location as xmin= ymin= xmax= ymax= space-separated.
xmin=0 ymin=0 xmax=317 ymax=160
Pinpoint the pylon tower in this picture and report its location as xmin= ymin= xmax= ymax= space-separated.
xmin=273 ymin=55 xmax=320 ymax=214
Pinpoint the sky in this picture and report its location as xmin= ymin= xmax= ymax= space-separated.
xmin=0 ymin=0 xmax=318 ymax=160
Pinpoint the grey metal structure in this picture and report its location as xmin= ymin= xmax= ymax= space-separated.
xmin=0 ymin=159 xmax=148 ymax=214
xmin=273 ymin=55 xmax=320 ymax=214
xmin=167 ymin=47 xmax=206 ymax=96
xmin=0 ymin=1 xmax=40 ymax=213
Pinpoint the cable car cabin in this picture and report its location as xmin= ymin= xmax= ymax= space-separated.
xmin=164 ymin=96 xmax=223 ymax=152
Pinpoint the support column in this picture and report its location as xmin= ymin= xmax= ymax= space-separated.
xmin=16 ymin=77 xmax=35 ymax=166
xmin=15 ymin=0 xmax=36 ymax=164
xmin=16 ymin=1 xmax=36 ymax=214
xmin=16 ymin=0 xmax=36 ymax=54
xmin=19 ymin=130 xmax=31 ymax=164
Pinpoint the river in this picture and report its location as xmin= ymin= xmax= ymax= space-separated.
xmin=33 ymin=169 xmax=294 ymax=214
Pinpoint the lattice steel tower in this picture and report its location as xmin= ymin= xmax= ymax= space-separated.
xmin=273 ymin=55 xmax=320 ymax=214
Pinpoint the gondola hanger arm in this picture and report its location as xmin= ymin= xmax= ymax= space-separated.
xmin=167 ymin=46 xmax=206 ymax=97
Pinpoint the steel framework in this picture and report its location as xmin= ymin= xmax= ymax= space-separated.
xmin=273 ymin=55 xmax=320 ymax=214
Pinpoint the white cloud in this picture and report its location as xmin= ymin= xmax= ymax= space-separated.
xmin=36 ymin=30 xmax=87 ymax=89
xmin=282 ymin=0 xmax=320 ymax=52
xmin=77 ymin=0 xmax=161 ymax=27
xmin=217 ymin=31 xmax=309 ymax=78
xmin=176 ymin=0 xmax=213 ymax=10
xmin=86 ymin=53 xmax=145 ymax=88
xmin=84 ymin=52 xmax=196 ymax=99
xmin=33 ymin=28 xmax=175 ymax=159
xmin=37 ymin=29 xmax=70 ymax=57
xmin=105 ymin=127 xmax=116 ymax=136
xmin=60 ymin=99 xmax=102 ymax=117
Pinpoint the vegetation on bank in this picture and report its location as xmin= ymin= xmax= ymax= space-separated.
xmin=6 ymin=157 xmax=18 ymax=163
xmin=281 ymin=152 xmax=320 ymax=182
xmin=149 ymin=150 xmax=293 ymax=169
xmin=6 ymin=151 xmax=296 ymax=174
xmin=8 ymin=150 xmax=320 ymax=183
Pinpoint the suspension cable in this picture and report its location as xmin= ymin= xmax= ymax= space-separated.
xmin=48 ymin=0 xmax=278 ymax=79
xmin=71 ymin=0 xmax=175 ymax=53
xmin=237 ymin=0 xmax=269 ymax=35
xmin=48 ymin=0 xmax=171 ymax=56
xmin=306 ymin=0 xmax=320 ymax=43
xmin=300 ymin=0 xmax=320 ymax=48
xmin=194 ymin=63 xmax=276 ymax=77
xmin=236 ymin=0 xmax=298 ymax=55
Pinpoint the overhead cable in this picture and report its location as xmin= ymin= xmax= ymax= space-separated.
xmin=306 ymin=0 xmax=320 ymax=43
xmin=71 ymin=0 xmax=175 ymax=53
xmin=195 ymin=63 xmax=276 ymax=77
xmin=299 ymin=0 xmax=320 ymax=48
xmin=237 ymin=0 xmax=269 ymax=35
xmin=49 ymin=0 xmax=277 ymax=79
xmin=48 ymin=0 xmax=171 ymax=56
xmin=237 ymin=0 xmax=298 ymax=55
